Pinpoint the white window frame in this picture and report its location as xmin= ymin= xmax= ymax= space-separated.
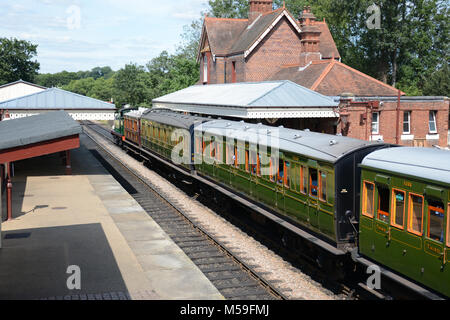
xmin=403 ymin=111 xmax=411 ymax=134
xmin=203 ymin=54 xmax=208 ymax=83
xmin=429 ymin=111 xmax=437 ymax=134
xmin=372 ymin=112 xmax=380 ymax=134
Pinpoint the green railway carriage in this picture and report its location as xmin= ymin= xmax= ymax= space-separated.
xmin=359 ymin=147 xmax=450 ymax=297
xmin=195 ymin=120 xmax=391 ymax=248
xmin=139 ymin=109 xmax=208 ymax=171
xmin=112 ymin=107 xmax=138 ymax=138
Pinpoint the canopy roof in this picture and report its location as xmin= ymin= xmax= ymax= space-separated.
xmin=153 ymin=80 xmax=338 ymax=119
xmin=0 ymin=111 xmax=81 ymax=151
xmin=0 ymin=87 xmax=116 ymax=110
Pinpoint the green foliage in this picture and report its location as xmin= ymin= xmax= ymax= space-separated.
xmin=207 ymin=0 xmax=249 ymax=18
xmin=36 ymin=66 xmax=115 ymax=88
xmin=26 ymin=0 xmax=448 ymax=104
xmin=0 ymin=38 xmax=40 ymax=85
xmin=211 ymin=0 xmax=449 ymax=96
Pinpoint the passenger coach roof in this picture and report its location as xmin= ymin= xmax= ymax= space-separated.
xmin=141 ymin=109 xmax=209 ymax=130
xmin=197 ymin=120 xmax=385 ymax=163
xmin=362 ymin=147 xmax=450 ymax=185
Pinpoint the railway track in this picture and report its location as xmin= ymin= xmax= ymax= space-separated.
xmin=81 ymin=121 xmax=288 ymax=300
xmin=82 ymin=121 xmax=448 ymax=301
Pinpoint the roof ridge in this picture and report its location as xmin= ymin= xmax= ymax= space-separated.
xmin=0 ymin=80 xmax=47 ymax=90
xmin=0 ymin=87 xmax=115 ymax=107
xmin=261 ymin=7 xmax=284 ymax=17
xmin=247 ymin=81 xmax=286 ymax=106
xmin=311 ymin=60 xmax=335 ymax=90
xmin=281 ymin=64 xmax=300 ymax=68
xmin=243 ymin=8 xmax=301 ymax=58
xmin=335 ymin=61 xmax=405 ymax=95
xmin=205 ymin=16 xmax=248 ymax=22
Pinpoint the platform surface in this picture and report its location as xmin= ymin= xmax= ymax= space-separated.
xmin=0 ymin=134 xmax=224 ymax=300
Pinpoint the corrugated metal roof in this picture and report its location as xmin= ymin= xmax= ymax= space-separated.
xmin=141 ymin=109 xmax=209 ymax=130
xmin=0 ymin=87 xmax=116 ymax=110
xmin=153 ymin=80 xmax=338 ymax=108
xmin=0 ymin=80 xmax=47 ymax=90
xmin=197 ymin=119 xmax=385 ymax=163
xmin=0 ymin=111 xmax=82 ymax=150
xmin=362 ymin=147 xmax=450 ymax=185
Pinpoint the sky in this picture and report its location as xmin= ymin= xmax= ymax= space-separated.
xmin=0 ymin=0 xmax=209 ymax=73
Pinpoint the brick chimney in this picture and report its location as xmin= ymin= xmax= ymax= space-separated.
xmin=249 ymin=0 xmax=273 ymax=24
xmin=298 ymin=6 xmax=321 ymax=66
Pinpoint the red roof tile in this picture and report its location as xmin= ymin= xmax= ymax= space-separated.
xmin=200 ymin=8 xmax=339 ymax=60
xmin=270 ymin=60 xmax=404 ymax=96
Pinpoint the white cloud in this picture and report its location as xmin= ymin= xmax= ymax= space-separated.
xmin=0 ymin=0 xmax=209 ymax=73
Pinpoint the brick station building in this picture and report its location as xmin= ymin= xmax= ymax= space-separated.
xmin=198 ymin=0 xmax=449 ymax=147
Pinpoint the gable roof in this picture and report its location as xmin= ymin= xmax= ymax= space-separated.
xmin=153 ymin=80 xmax=338 ymax=108
xmin=198 ymin=8 xmax=339 ymax=61
xmin=202 ymin=17 xmax=248 ymax=57
xmin=271 ymin=60 xmax=404 ymax=97
xmin=153 ymin=80 xmax=338 ymax=119
xmin=0 ymin=87 xmax=116 ymax=110
xmin=316 ymin=21 xmax=340 ymax=59
xmin=0 ymin=80 xmax=46 ymax=90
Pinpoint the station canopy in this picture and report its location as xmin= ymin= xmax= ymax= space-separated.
xmin=0 ymin=87 xmax=116 ymax=121
xmin=152 ymin=80 xmax=339 ymax=119
xmin=0 ymin=111 xmax=82 ymax=163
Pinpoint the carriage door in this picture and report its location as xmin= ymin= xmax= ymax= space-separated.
xmin=308 ymin=167 xmax=319 ymax=229
xmin=424 ymin=195 xmax=446 ymax=270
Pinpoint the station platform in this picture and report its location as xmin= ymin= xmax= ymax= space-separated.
xmin=0 ymin=134 xmax=224 ymax=300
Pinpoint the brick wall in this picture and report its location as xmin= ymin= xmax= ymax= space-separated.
xmin=245 ymin=17 xmax=302 ymax=82
xmin=338 ymin=99 xmax=450 ymax=148
xmin=224 ymin=55 xmax=246 ymax=83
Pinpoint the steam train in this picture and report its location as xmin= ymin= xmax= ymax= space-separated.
xmin=110 ymin=107 xmax=450 ymax=299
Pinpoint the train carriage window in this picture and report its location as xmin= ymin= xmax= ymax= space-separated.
xmin=377 ymin=186 xmax=390 ymax=223
xmin=301 ymin=166 xmax=308 ymax=194
xmin=284 ymin=161 xmax=290 ymax=188
xmin=309 ymin=168 xmax=318 ymax=197
xmin=362 ymin=182 xmax=375 ymax=218
xmin=226 ymin=143 xmax=233 ymax=165
xmin=319 ymin=171 xmax=327 ymax=202
xmin=447 ymin=203 xmax=450 ymax=247
xmin=257 ymin=154 xmax=261 ymax=177
xmin=210 ymin=142 xmax=216 ymax=159
xmin=391 ymin=189 xmax=406 ymax=229
xmin=428 ymin=200 xmax=445 ymax=242
xmin=408 ymin=194 xmax=424 ymax=235
xmin=250 ymin=151 xmax=257 ymax=175
xmin=216 ymin=141 xmax=222 ymax=163
xmin=277 ymin=160 xmax=284 ymax=184
xmin=195 ymin=137 xmax=200 ymax=154
xmin=269 ymin=157 xmax=276 ymax=182
xmin=245 ymin=150 xmax=250 ymax=172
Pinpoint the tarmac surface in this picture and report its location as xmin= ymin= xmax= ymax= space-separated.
xmin=0 ymin=133 xmax=224 ymax=300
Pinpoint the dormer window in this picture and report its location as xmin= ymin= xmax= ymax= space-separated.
xmin=203 ymin=54 xmax=208 ymax=84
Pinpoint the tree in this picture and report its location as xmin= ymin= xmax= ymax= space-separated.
xmin=207 ymin=0 xmax=248 ymax=18
xmin=0 ymin=38 xmax=40 ymax=85
xmin=113 ymin=63 xmax=152 ymax=108
xmin=62 ymin=77 xmax=96 ymax=96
